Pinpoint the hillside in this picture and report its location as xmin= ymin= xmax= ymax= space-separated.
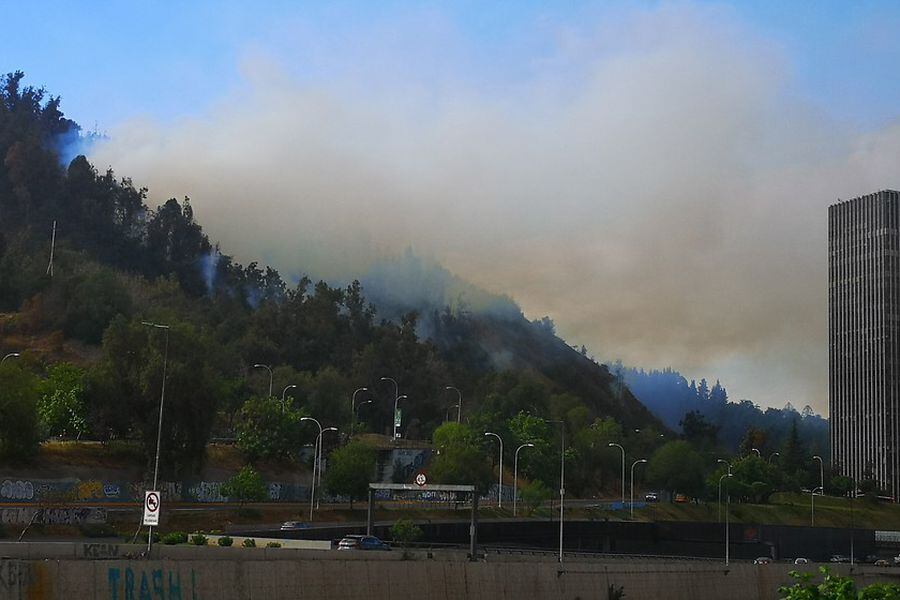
xmin=0 ymin=71 xmax=661 ymax=498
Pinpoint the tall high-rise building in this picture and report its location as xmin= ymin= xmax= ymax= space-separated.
xmin=829 ymin=190 xmax=900 ymax=500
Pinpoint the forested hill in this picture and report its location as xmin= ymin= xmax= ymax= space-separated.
xmin=0 ymin=71 xmax=660 ymax=475
xmin=612 ymin=363 xmax=828 ymax=456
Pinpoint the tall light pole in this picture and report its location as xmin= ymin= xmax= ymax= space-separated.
xmin=281 ymin=384 xmax=297 ymax=413
xmin=354 ymin=400 xmax=372 ymax=436
xmin=768 ymin=452 xmax=780 ymax=464
xmin=141 ymin=321 xmax=169 ymax=551
xmin=513 ymin=443 xmax=534 ymax=517
xmin=300 ymin=417 xmax=323 ymax=520
xmin=445 ymin=386 xmax=462 ymax=423
xmin=253 ymin=363 xmax=273 ymax=398
xmin=608 ymin=443 xmax=626 ymax=505
xmin=813 ymin=455 xmax=824 ymax=494
xmin=317 ymin=427 xmax=338 ymax=509
xmin=484 ymin=432 xmax=503 ymax=508
xmin=541 ymin=419 xmax=566 ymax=562
xmin=394 ymin=395 xmax=408 ymax=438
xmin=446 ymin=405 xmax=459 ymax=422
xmin=716 ymin=459 xmax=731 ymax=523
xmin=811 ymin=486 xmax=823 ymax=527
xmin=720 ymin=472 xmax=734 ymax=565
xmin=630 ymin=459 xmax=647 ymax=519
xmin=351 ymin=387 xmax=369 ymax=434
xmin=1 ymin=352 xmax=20 ymax=364
xmin=751 ymin=448 xmax=761 ymax=457
xmin=380 ymin=377 xmax=399 ymax=438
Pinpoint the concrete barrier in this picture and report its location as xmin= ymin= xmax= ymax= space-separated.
xmin=3 ymin=553 xmax=900 ymax=599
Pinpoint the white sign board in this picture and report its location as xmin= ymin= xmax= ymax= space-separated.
xmin=143 ymin=491 xmax=161 ymax=526
xmin=415 ymin=473 xmax=427 ymax=487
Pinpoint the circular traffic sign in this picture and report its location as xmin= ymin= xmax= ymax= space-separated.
xmin=146 ymin=492 xmax=160 ymax=512
xmin=415 ymin=473 xmax=427 ymax=487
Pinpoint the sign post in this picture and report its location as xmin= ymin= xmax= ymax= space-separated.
xmin=143 ymin=490 xmax=161 ymax=549
xmin=394 ymin=409 xmax=402 ymax=438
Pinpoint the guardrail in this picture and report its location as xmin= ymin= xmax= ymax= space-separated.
xmin=485 ymin=546 xmax=720 ymax=562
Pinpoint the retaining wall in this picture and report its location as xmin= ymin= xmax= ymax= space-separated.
xmin=3 ymin=552 xmax=900 ymax=600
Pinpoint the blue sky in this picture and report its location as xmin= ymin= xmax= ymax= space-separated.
xmin=6 ymin=1 xmax=900 ymax=412
xmin=5 ymin=1 xmax=900 ymax=130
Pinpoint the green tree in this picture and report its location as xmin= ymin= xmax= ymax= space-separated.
xmin=85 ymin=317 xmax=221 ymax=473
xmin=430 ymin=422 xmax=494 ymax=493
xmin=646 ymin=440 xmax=705 ymax=497
xmin=0 ymin=362 xmax=40 ymax=461
xmin=235 ymin=396 xmax=308 ymax=461
xmin=519 ymin=480 xmax=552 ymax=515
xmin=680 ymin=411 xmax=719 ymax=449
xmin=220 ymin=465 xmax=267 ymax=506
xmin=778 ymin=566 xmax=900 ymax=599
xmin=61 ymin=268 xmax=132 ymax=344
xmin=38 ymin=363 xmax=87 ymax=439
xmin=324 ymin=440 xmax=377 ymax=509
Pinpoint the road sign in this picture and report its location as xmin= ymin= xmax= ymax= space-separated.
xmin=415 ymin=473 xmax=427 ymax=487
xmin=143 ymin=491 xmax=161 ymax=526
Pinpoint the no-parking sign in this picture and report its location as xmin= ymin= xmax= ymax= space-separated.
xmin=142 ymin=491 xmax=161 ymax=526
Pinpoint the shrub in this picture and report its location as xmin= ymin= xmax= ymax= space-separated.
xmin=242 ymin=538 xmax=256 ymax=548
xmin=265 ymin=541 xmax=282 ymax=548
xmin=220 ymin=465 xmax=267 ymax=506
xmin=161 ymin=531 xmax=188 ymax=545
xmin=390 ymin=518 xmax=423 ymax=547
xmin=217 ymin=536 xmax=233 ymax=547
xmin=190 ymin=533 xmax=208 ymax=546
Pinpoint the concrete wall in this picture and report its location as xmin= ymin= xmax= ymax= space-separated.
xmin=4 ymin=552 xmax=900 ymax=600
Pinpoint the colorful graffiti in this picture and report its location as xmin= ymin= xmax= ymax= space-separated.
xmin=107 ymin=566 xmax=199 ymax=600
xmin=0 ymin=480 xmax=34 ymax=500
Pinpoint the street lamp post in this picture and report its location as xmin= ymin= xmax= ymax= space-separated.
xmin=484 ymin=432 xmax=503 ymax=508
xmin=316 ymin=427 xmax=338 ymax=509
xmin=630 ymin=459 xmax=648 ymax=519
xmin=351 ymin=387 xmax=369 ymax=434
xmin=608 ymin=443 xmax=626 ymax=505
xmin=541 ymin=420 xmax=566 ymax=562
xmin=394 ymin=395 xmax=408 ymax=438
xmin=253 ymin=363 xmax=273 ymax=398
xmin=445 ymin=386 xmax=462 ymax=423
xmin=513 ymin=443 xmax=535 ymax=517
xmin=300 ymin=417 xmax=323 ymax=520
xmin=751 ymin=448 xmax=761 ymax=457
xmin=281 ymin=384 xmax=297 ymax=413
xmin=354 ymin=400 xmax=372 ymax=436
xmin=446 ymin=405 xmax=459 ymax=422
xmin=141 ymin=321 xmax=170 ymax=551
xmin=811 ymin=486 xmax=823 ymax=527
xmin=720 ymin=472 xmax=734 ymax=565
xmin=768 ymin=452 xmax=780 ymax=464
xmin=716 ymin=459 xmax=731 ymax=523
xmin=380 ymin=377 xmax=399 ymax=438
xmin=1 ymin=352 xmax=20 ymax=364
xmin=813 ymin=455 xmax=824 ymax=494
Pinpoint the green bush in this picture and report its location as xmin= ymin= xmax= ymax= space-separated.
xmin=390 ymin=518 xmax=423 ymax=547
xmin=217 ymin=536 xmax=233 ymax=547
xmin=161 ymin=531 xmax=188 ymax=545
xmin=241 ymin=538 xmax=256 ymax=548
xmin=190 ymin=533 xmax=208 ymax=546
xmin=265 ymin=541 xmax=282 ymax=548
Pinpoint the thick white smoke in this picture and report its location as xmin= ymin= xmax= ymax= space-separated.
xmin=89 ymin=4 xmax=900 ymax=413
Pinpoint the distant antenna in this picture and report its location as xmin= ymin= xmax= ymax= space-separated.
xmin=46 ymin=220 xmax=56 ymax=277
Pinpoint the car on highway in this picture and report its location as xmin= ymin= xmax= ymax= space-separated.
xmin=874 ymin=559 xmax=890 ymax=567
xmin=793 ymin=558 xmax=809 ymax=565
xmin=674 ymin=494 xmax=688 ymax=503
xmin=280 ymin=521 xmax=310 ymax=531
xmin=830 ymin=555 xmax=849 ymax=563
xmin=753 ymin=557 xmax=772 ymax=565
xmin=337 ymin=535 xmax=391 ymax=551
xmin=644 ymin=493 xmax=659 ymax=503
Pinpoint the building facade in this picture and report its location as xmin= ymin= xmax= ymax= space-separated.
xmin=829 ymin=190 xmax=900 ymax=500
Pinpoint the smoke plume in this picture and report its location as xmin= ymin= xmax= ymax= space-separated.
xmin=88 ymin=4 xmax=900 ymax=413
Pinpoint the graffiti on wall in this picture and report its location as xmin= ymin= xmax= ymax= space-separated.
xmin=0 ymin=480 xmax=34 ymax=500
xmin=107 ymin=566 xmax=199 ymax=600
xmin=388 ymin=449 xmax=432 ymax=483
xmin=0 ymin=507 xmax=107 ymax=525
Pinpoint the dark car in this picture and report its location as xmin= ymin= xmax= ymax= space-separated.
xmin=280 ymin=521 xmax=310 ymax=531
xmin=338 ymin=535 xmax=391 ymax=551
